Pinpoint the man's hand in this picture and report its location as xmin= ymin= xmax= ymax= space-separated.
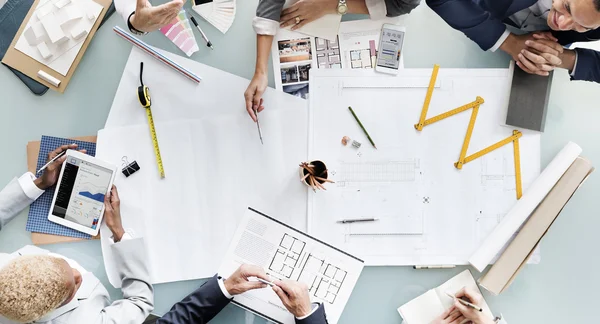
xmin=34 ymin=144 xmax=86 ymax=190
xmin=450 ymin=287 xmax=495 ymax=324
xmin=272 ymin=280 xmax=312 ymax=318
xmin=223 ymin=264 xmax=270 ymax=295
xmin=130 ymin=0 xmax=183 ymax=33
xmin=429 ymin=306 xmax=466 ymax=324
xmin=280 ymin=0 xmax=338 ymax=30
xmin=500 ymin=32 xmax=563 ymax=76
xmin=104 ymin=185 xmax=125 ymax=242
xmin=244 ymin=72 xmax=268 ymax=122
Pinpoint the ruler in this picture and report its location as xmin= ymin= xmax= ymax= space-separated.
xmin=145 ymin=107 xmax=165 ymax=179
xmin=415 ymin=65 xmax=523 ymax=199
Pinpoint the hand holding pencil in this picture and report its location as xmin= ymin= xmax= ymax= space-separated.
xmin=448 ymin=288 xmax=495 ymax=324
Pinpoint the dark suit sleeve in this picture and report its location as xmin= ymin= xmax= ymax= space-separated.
xmin=425 ymin=0 xmax=507 ymax=50
xmin=157 ymin=275 xmax=232 ymax=324
xmin=571 ymin=48 xmax=600 ymax=83
xmin=384 ymin=0 xmax=421 ymax=17
xmin=295 ymin=304 xmax=328 ymax=324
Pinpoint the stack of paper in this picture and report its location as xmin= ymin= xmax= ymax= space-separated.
xmin=397 ymin=270 xmax=494 ymax=324
xmin=159 ymin=10 xmax=199 ymax=57
xmin=192 ymin=0 xmax=235 ymax=34
xmin=479 ymin=157 xmax=594 ymax=295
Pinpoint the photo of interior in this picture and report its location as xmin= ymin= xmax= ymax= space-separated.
xmin=278 ymin=38 xmax=312 ymax=63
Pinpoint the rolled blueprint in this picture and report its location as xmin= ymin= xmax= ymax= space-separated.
xmin=469 ymin=142 xmax=582 ymax=272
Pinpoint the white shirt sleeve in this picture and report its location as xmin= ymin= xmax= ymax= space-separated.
xmin=110 ymin=232 xmax=134 ymax=243
xmin=217 ymin=278 xmax=234 ymax=299
xmin=490 ymin=30 xmax=511 ymax=52
xmin=114 ymin=0 xmax=136 ymax=26
xmin=253 ymin=17 xmax=279 ymax=36
xmin=296 ymin=303 xmax=320 ymax=320
xmin=365 ymin=0 xmax=387 ymax=20
xmin=17 ymin=172 xmax=44 ymax=201
xmin=570 ymin=50 xmax=579 ymax=77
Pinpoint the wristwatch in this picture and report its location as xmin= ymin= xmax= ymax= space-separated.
xmin=337 ymin=0 xmax=348 ymax=15
xmin=127 ymin=11 xmax=148 ymax=36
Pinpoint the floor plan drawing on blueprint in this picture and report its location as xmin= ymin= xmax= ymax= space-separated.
xmin=308 ymin=68 xmax=542 ymax=266
xmin=218 ymin=208 xmax=364 ymax=324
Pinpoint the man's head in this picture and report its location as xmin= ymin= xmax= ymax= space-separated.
xmin=548 ymin=0 xmax=600 ymax=32
xmin=0 ymin=255 xmax=83 ymax=323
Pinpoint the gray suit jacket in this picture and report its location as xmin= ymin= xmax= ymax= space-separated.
xmin=0 ymin=176 xmax=155 ymax=324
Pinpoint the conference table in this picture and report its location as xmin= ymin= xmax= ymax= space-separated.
xmin=1 ymin=1 xmax=599 ymax=322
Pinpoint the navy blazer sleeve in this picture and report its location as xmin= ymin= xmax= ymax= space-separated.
xmin=572 ymin=48 xmax=600 ymax=83
xmin=157 ymin=275 xmax=231 ymax=324
xmin=426 ymin=0 xmax=508 ymax=50
xmin=296 ymin=304 xmax=328 ymax=324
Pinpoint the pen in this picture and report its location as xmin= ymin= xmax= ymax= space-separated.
xmin=413 ymin=265 xmax=456 ymax=269
xmin=445 ymin=292 xmax=483 ymax=312
xmin=257 ymin=278 xmax=275 ymax=286
xmin=189 ymin=16 xmax=214 ymax=50
xmin=348 ymin=106 xmax=377 ymax=149
xmin=36 ymin=150 xmax=67 ymax=174
xmin=254 ymin=107 xmax=264 ymax=144
xmin=337 ymin=218 xmax=379 ymax=224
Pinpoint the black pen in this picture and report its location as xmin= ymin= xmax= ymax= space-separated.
xmin=189 ymin=16 xmax=214 ymax=50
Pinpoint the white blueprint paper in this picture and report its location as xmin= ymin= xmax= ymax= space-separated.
xmin=308 ymin=68 xmax=542 ymax=266
xmin=98 ymin=48 xmax=309 ymax=287
xmin=218 ymin=208 xmax=364 ymax=324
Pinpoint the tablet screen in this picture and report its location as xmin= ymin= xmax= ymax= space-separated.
xmin=52 ymin=155 xmax=113 ymax=230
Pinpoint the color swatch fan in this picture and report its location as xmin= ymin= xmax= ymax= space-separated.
xmin=159 ymin=10 xmax=199 ymax=57
xmin=192 ymin=0 xmax=236 ymax=34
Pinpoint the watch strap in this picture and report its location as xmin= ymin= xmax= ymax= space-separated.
xmin=127 ymin=11 xmax=147 ymax=35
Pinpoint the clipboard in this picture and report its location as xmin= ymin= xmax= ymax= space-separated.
xmin=26 ymin=136 xmax=100 ymax=245
xmin=2 ymin=0 xmax=112 ymax=93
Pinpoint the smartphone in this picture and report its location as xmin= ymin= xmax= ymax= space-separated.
xmin=375 ymin=24 xmax=405 ymax=75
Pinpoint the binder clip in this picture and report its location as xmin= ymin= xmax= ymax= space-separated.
xmin=122 ymin=156 xmax=140 ymax=177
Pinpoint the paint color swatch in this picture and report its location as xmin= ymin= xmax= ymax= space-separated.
xmin=192 ymin=0 xmax=236 ymax=34
xmin=160 ymin=10 xmax=199 ymax=57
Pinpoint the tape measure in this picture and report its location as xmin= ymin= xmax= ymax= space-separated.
xmin=138 ymin=62 xmax=165 ymax=179
xmin=415 ymin=65 xmax=522 ymax=200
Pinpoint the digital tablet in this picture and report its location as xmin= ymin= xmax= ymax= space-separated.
xmin=48 ymin=150 xmax=117 ymax=236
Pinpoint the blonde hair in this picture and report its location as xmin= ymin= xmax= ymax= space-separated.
xmin=0 ymin=255 xmax=72 ymax=323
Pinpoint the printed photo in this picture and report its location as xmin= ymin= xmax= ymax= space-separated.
xmin=283 ymin=84 xmax=309 ymax=100
xmin=278 ymin=38 xmax=312 ymax=63
xmin=281 ymin=65 xmax=299 ymax=84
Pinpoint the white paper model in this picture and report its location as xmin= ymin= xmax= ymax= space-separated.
xmin=36 ymin=4 xmax=53 ymax=19
xmin=71 ymin=25 xmax=88 ymax=40
xmin=218 ymin=208 xmax=365 ymax=324
xmin=57 ymin=6 xmax=83 ymax=29
xmin=37 ymin=42 xmax=53 ymax=59
xmin=40 ymin=13 xmax=66 ymax=44
xmin=54 ymin=0 xmax=71 ymax=9
xmin=23 ymin=22 xmax=46 ymax=46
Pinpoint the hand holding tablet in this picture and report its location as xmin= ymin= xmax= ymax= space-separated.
xmin=34 ymin=144 xmax=87 ymax=190
xmin=47 ymin=150 xmax=117 ymax=236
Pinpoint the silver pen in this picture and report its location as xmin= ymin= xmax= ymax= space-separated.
xmin=337 ymin=218 xmax=379 ymax=224
xmin=189 ymin=16 xmax=214 ymax=50
xmin=254 ymin=107 xmax=263 ymax=144
xmin=36 ymin=150 xmax=67 ymax=174
xmin=256 ymin=278 xmax=275 ymax=286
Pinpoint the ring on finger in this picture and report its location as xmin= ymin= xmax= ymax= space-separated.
xmin=295 ymin=16 xmax=301 ymax=24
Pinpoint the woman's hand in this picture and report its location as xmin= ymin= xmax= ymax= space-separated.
xmin=280 ymin=0 xmax=339 ymax=30
xmin=244 ymin=72 xmax=268 ymax=122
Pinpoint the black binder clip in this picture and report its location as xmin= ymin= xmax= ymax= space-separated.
xmin=122 ymin=156 xmax=140 ymax=177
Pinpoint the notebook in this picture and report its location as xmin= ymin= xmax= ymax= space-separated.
xmin=26 ymin=135 xmax=96 ymax=239
xmin=397 ymin=270 xmax=494 ymax=324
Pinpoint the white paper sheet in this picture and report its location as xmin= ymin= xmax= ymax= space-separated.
xmin=308 ymin=68 xmax=542 ymax=266
xmin=469 ymin=142 xmax=582 ymax=272
xmin=98 ymin=48 xmax=309 ymax=287
xmin=271 ymin=18 xmax=405 ymax=99
xmin=14 ymin=0 xmax=102 ymax=76
xmin=218 ymin=208 xmax=364 ymax=324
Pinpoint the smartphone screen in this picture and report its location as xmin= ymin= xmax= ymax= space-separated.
xmin=377 ymin=28 xmax=404 ymax=70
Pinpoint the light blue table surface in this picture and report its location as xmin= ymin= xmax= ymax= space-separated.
xmin=1 ymin=1 xmax=599 ymax=323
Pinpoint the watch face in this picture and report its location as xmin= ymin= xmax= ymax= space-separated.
xmin=338 ymin=4 xmax=348 ymax=14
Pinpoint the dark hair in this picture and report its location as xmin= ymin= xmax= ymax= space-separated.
xmin=596 ymin=0 xmax=600 ymax=11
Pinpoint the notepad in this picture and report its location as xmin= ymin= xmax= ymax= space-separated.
xmin=397 ymin=270 xmax=494 ymax=324
xmin=26 ymin=135 xmax=96 ymax=239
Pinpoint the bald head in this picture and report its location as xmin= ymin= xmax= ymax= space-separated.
xmin=0 ymin=255 xmax=75 ymax=323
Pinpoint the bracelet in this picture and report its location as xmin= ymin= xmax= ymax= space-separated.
xmin=127 ymin=11 xmax=148 ymax=36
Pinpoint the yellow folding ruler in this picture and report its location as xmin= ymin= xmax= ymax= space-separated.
xmin=138 ymin=62 xmax=165 ymax=179
xmin=414 ymin=64 xmax=523 ymax=199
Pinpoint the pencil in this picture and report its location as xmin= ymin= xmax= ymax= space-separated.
xmin=348 ymin=106 xmax=377 ymax=149
xmin=445 ymin=292 xmax=483 ymax=312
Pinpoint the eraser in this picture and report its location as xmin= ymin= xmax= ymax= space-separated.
xmin=37 ymin=70 xmax=61 ymax=87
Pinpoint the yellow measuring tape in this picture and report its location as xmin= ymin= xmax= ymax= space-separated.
xmin=415 ymin=65 xmax=522 ymax=199
xmin=138 ymin=62 xmax=165 ymax=179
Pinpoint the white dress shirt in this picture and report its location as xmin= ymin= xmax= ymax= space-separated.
xmin=114 ymin=0 xmax=136 ymax=28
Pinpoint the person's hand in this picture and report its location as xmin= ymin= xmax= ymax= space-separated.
xmin=272 ymin=280 xmax=312 ymax=318
xmin=280 ymin=0 xmax=338 ymax=30
xmin=34 ymin=144 xmax=86 ymax=190
xmin=244 ymin=72 xmax=268 ymax=122
xmin=500 ymin=32 xmax=563 ymax=76
xmin=451 ymin=287 xmax=496 ymax=324
xmin=130 ymin=0 xmax=184 ymax=33
xmin=104 ymin=185 xmax=125 ymax=242
xmin=430 ymin=306 xmax=467 ymax=324
xmin=223 ymin=264 xmax=270 ymax=295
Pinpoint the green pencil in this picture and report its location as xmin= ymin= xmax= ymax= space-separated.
xmin=348 ymin=106 xmax=377 ymax=149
